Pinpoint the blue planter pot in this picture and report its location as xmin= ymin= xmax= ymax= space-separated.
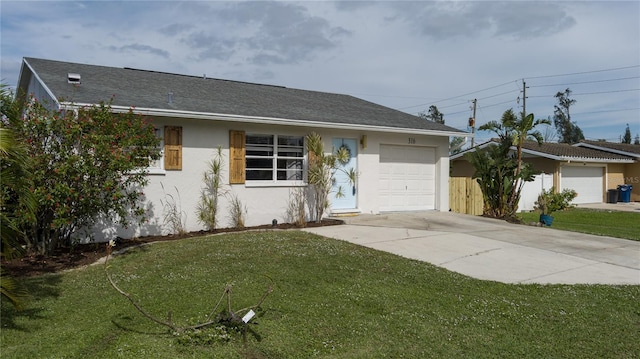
xmin=539 ymin=214 xmax=554 ymax=227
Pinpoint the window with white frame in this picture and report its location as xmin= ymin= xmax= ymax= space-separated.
xmin=148 ymin=127 xmax=164 ymax=173
xmin=245 ymin=134 xmax=304 ymax=181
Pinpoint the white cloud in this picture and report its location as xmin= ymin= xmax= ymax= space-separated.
xmin=1 ymin=0 xmax=638 ymax=142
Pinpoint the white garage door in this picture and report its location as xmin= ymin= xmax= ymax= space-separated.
xmin=379 ymin=145 xmax=436 ymax=211
xmin=561 ymin=166 xmax=603 ymax=204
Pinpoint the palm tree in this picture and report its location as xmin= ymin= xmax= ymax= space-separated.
xmin=1 ymin=84 xmax=33 ymax=310
xmin=305 ymin=132 xmax=356 ymax=222
xmin=477 ymin=109 xmax=550 ymax=218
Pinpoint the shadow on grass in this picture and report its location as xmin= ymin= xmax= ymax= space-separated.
xmin=109 ymin=312 xmax=264 ymax=343
xmin=110 ymin=313 xmax=174 ymax=336
xmin=112 ymin=240 xmax=153 ymax=255
xmin=1 ymin=274 xmax=62 ymax=331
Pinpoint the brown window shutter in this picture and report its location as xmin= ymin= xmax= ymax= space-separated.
xmin=229 ymin=130 xmax=245 ymax=184
xmin=164 ymin=126 xmax=182 ymax=170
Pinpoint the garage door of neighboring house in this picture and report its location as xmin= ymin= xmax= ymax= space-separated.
xmin=379 ymin=145 xmax=436 ymax=211
xmin=519 ymin=173 xmax=553 ymax=212
xmin=561 ymin=166 xmax=604 ymax=204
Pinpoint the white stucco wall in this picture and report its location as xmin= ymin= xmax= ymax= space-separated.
xmin=89 ymin=117 xmax=453 ymax=241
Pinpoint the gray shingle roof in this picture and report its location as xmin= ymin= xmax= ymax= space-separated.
xmin=21 ymin=57 xmax=465 ymax=134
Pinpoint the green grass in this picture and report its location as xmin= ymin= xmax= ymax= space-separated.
xmin=2 ymin=231 xmax=639 ymax=358
xmin=519 ymin=208 xmax=640 ymax=241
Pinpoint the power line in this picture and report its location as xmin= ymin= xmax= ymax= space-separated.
xmin=399 ymin=66 xmax=639 ymax=112
xmin=477 ymin=99 xmax=518 ymax=110
xmin=435 ymin=91 xmax=518 ymax=114
xmin=476 ymin=88 xmax=520 ymax=101
xmin=443 ymin=99 xmax=516 ymax=116
xmin=528 ymin=88 xmax=640 ymax=98
xmin=572 ymin=107 xmax=640 ymax=116
xmin=432 ymin=91 xmax=518 ymax=112
xmin=437 ymin=100 xmax=473 ymax=110
xmin=525 ymin=65 xmax=640 ymax=80
xmin=529 ymin=76 xmax=640 ymax=88
xmin=399 ymin=79 xmax=516 ymax=110
xmin=565 ymin=88 xmax=639 ymax=96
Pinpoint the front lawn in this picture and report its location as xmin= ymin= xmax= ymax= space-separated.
xmin=518 ymin=208 xmax=640 ymax=241
xmin=2 ymin=231 xmax=638 ymax=358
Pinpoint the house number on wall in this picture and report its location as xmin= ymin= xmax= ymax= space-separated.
xmin=408 ymin=138 xmax=416 ymax=144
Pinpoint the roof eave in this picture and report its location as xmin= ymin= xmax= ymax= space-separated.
xmin=560 ymin=157 xmax=634 ymax=163
xmin=574 ymin=142 xmax=640 ymax=159
xmin=60 ymin=102 xmax=469 ymax=137
xmin=515 ymin=147 xmax=634 ymax=163
xmin=20 ymin=58 xmax=61 ymax=108
xmin=450 ymin=140 xmax=634 ymax=163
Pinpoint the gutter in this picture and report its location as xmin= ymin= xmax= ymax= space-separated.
xmin=59 ymin=102 xmax=469 ymax=138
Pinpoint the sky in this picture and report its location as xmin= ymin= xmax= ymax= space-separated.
xmin=1 ymin=1 xmax=639 ymax=146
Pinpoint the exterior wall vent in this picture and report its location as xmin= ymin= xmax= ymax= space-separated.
xmin=67 ymin=73 xmax=81 ymax=84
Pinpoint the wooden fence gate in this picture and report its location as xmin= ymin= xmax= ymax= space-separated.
xmin=449 ymin=177 xmax=483 ymax=216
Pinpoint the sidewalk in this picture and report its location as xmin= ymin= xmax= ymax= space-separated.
xmin=577 ymin=202 xmax=640 ymax=212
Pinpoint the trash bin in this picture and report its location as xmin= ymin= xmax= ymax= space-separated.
xmin=617 ymin=184 xmax=633 ymax=203
xmin=607 ymin=189 xmax=618 ymax=203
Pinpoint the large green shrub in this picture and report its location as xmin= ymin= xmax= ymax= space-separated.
xmin=4 ymin=96 xmax=160 ymax=254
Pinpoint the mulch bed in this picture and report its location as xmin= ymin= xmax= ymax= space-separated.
xmin=2 ymin=219 xmax=343 ymax=278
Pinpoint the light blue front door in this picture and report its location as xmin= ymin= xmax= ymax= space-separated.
xmin=331 ymin=138 xmax=357 ymax=210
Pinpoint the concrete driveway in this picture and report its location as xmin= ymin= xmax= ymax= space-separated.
xmin=303 ymin=211 xmax=640 ymax=285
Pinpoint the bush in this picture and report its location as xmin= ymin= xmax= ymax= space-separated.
xmin=3 ymin=96 xmax=160 ymax=254
xmin=534 ymin=187 xmax=577 ymax=215
xmin=196 ymin=147 xmax=226 ymax=231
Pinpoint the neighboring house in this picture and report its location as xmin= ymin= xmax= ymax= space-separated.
xmin=16 ymin=57 xmax=466 ymax=240
xmin=574 ymin=140 xmax=640 ymax=202
xmin=451 ymin=140 xmax=637 ymax=212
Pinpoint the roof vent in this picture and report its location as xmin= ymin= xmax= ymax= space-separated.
xmin=168 ymin=90 xmax=174 ymax=104
xmin=67 ymin=73 xmax=81 ymax=85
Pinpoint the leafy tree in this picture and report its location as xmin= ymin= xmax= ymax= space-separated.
xmin=419 ymin=105 xmax=445 ymax=124
xmin=418 ymin=106 xmax=466 ymax=153
xmin=622 ymin=124 xmax=632 ymax=144
xmin=467 ymin=109 xmax=548 ymax=219
xmin=635 ymin=134 xmax=640 ymax=145
xmin=553 ymin=88 xmax=584 ymax=144
xmin=541 ymin=117 xmax=557 ymax=142
xmin=4 ymin=96 xmax=160 ymax=254
xmin=449 ymin=136 xmax=465 ymax=155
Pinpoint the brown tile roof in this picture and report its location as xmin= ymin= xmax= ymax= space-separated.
xmin=521 ymin=141 xmax=635 ymax=161
xmin=451 ymin=139 xmax=636 ymax=162
xmin=576 ymin=140 xmax=640 ymax=157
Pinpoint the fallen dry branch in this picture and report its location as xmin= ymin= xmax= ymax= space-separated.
xmin=103 ymin=241 xmax=273 ymax=334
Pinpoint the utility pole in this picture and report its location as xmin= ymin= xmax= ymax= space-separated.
xmin=470 ymin=98 xmax=477 ymax=147
xmin=522 ymin=79 xmax=528 ymax=118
